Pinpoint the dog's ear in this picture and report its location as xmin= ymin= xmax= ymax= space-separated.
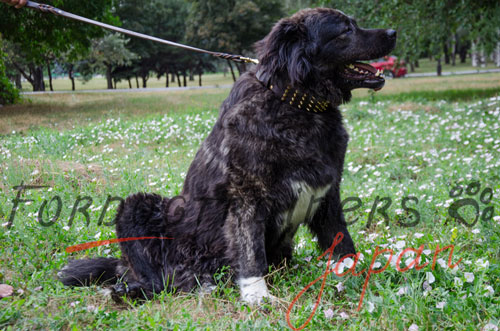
xmin=255 ymin=18 xmax=313 ymax=86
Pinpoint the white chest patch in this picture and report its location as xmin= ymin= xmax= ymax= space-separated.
xmin=282 ymin=181 xmax=331 ymax=230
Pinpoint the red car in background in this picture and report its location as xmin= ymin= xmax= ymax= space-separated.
xmin=370 ymin=56 xmax=407 ymax=78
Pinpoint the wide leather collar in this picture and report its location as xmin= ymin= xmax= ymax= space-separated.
xmin=255 ymin=70 xmax=332 ymax=113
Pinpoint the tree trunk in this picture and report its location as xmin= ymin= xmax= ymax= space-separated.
xmin=171 ymin=72 xmax=176 ymax=83
xmin=415 ymin=60 xmax=419 ymax=67
xmin=436 ymin=57 xmax=442 ymax=76
xmin=189 ymin=70 xmax=194 ymax=81
xmin=135 ymin=75 xmax=139 ymax=88
xmin=182 ymin=71 xmax=187 ymax=87
xmin=239 ymin=58 xmax=247 ymax=73
xmin=175 ymin=71 xmax=181 ymax=87
xmin=479 ymin=47 xmax=486 ymax=68
xmin=235 ymin=63 xmax=242 ymax=76
xmin=142 ymin=75 xmax=148 ymax=88
xmin=13 ymin=62 xmax=35 ymax=90
xmin=32 ymin=65 xmax=45 ymax=92
xmin=198 ymin=73 xmax=202 ymax=86
xmin=128 ymin=77 xmax=132 ymax=89
xmin=47 ymin=60 xmax=53 ymax=91
xmin=471 ymin=39 xmax=479 ymax=67
xmin=227 ymin=60 xmax=236 ymax=82
xmin=69 ymin=65 xmax=75 ymax=91
xmin=496 ymin=41 xmax=500 ymax=67
xmin=165 ymin=70 xmax=169 ymax=87
xmin=451 ymin=33 xmax=457 ymax=66
xmin=105 ymin=64 xmax=113 ymax=89
xmin=15 ymin=73 xmax=22 ymax=89
xmin=113 ymin=77 xmax=117 ymax=89
xmin=410 ymin=62 xmax=415 ymax=72
xmin=444 ymin=42 xmax=450 ymax=64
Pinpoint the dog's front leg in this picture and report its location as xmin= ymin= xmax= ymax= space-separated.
xmin=309 ymin=185 xmax=356 ymax=257
xmin=224 ymin=201 xmax=274 ymax=305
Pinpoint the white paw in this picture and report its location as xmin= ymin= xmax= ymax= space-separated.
xmin=238 ymin=277 xmax=276 ymax=305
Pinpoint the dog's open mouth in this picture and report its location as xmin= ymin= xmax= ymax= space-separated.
xmin=341 ymin=62 xmax=385 ymax=91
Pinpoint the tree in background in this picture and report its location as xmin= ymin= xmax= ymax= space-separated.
xmin=0 ymin=37 xmax=19 ymax=105
xmin=78 ymin=33 xmax=138 ymax=89
xmin=0 ymin=0 xmax=115 ymax=91
xmin=318 ymin=0 xmax=500 ymax=74
xmin=114 ymin=0 xmax=189 ymax=88
xmin=185 ymin=0 xmax=284 ymax=79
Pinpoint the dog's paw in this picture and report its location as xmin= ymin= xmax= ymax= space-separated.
xmin=238 ymin=277 xmax=277 ymax=306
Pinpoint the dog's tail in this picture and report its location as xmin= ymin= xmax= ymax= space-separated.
xmin=58 ymin=257 xmax=123 ymax=286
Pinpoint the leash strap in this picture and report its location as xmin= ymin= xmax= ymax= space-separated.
xmin=24 ymin=1 xmax=259 ymax=65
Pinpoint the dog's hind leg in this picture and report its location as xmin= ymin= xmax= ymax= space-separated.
xmin=113 ymin=193 xmax=170 ymax=300
xmin=308 ymin=186 xmax=356 ymax=258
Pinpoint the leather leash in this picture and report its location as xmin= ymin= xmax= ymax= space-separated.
xmin=23 ymin=1 xmax=259 ymax=65
xmin=23 ymin=1 xmax=333 ymax=112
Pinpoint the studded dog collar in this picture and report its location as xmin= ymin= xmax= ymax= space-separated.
xmin=269 ymin=85 xmax=331 ymax=113
xmin=255 ymin=71 xmax=332 ymax=113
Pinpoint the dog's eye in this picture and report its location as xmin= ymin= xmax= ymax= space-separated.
xmin=337 ymin=27 xmax=352 ymax=38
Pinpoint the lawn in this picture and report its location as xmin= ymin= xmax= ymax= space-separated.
xmin=20 ymin=57 xmax=499 ymax=92
xmin=1 ymin=74 xmax=499 ymax=330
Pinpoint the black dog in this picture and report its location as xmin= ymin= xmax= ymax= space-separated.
xmin=59 ymin=8 xmax=396 ymax=305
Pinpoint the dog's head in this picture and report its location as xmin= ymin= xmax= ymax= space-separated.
xmin=255 ymin=8 xmax=397 ymax=104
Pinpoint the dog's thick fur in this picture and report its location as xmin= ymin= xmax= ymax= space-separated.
xmin=59 ymin=8 xmax=396 ymax=304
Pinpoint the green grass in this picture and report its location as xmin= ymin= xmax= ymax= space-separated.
xmin=21 ymin=72 xmax=235 ymax=92
xmin=410 ymin=58 xmax=499 ymax=75
xmin=1 ymin=74 xmax=499 ymax=330
xmin=19 ymin=57 xmax=499 ymax=92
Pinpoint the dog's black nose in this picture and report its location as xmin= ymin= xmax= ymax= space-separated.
xmin=386 ymin=29 xmax=397 ymax=39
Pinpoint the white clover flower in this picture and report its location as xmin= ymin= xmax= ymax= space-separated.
xmin=343 ymin=258 xmax=354 ymax=269
xmin=422 ymin=281 xmax=432 ymax=296
xmin=436 ymin=302 xmax=445 ymax=309
xmin=324 ymin=308 xmax=334 ymax=319
xmin=397 ymin=286 xmax=409 ymax=295
xmin=395 ymin=241 xmax=406 ymax=249
xmin=484 ymin=285 xmax=494 ymax=297
xmin=454 ymin=277 xmax=463 ymax=287
xmin=335 ymin=282 xmax=345 ymax=292
xmin=471 ymin=228 xmax=480 ymax=234
xmin=437 ymin=258 xmax=447 ymax=268
xmin=464 ymin=272 xmax=475 ymax=283
xmin=339 ymin=312 xmax=349 ymax=319
xmin=366 ymin=301 xmax=375 ymax=313
xmin=426 ymin=272 xmax=435 ymax=284
xmin=483 ymin=323 xmax=499 ymax=331
xmin=475 ymin=258 xmax=490 ymax=270
xmin=409 ymin=323 xmax=419 ymax=331
xmin=414 ymin=233 xmax=424 ymax=239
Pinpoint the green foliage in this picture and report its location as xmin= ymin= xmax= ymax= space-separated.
xmin=185 ymin=0 xmax=285 ymax=54
xmin=77 ymin=33 xmax=138 ymax=88
xmin=0 ymin=0 xmax=116 ymax=63
xmin=318 ymin=0 xmax=500 ymax=65
xmin=113 ymin=0 xmax=191 ymax=84
xmin=0 ymin=41 xmax=19 ymax=105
